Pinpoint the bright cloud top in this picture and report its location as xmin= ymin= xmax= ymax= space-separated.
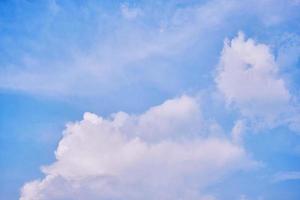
xmin=215 ymin=32 xmax=299 ymax=130
xmin=216 ymin=32 xmax=290 ymax=114
xmin=20 ymin=96 xmax=254 ymax=200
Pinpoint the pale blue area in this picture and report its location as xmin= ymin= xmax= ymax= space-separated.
xmin=0 ymin=91 xmax=82 ymax=199
xmin=0 ymin=0 xmax=300 ymax=199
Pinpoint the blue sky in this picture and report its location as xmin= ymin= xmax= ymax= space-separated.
xmin=0 ymin=0 xmax=300 ymax=200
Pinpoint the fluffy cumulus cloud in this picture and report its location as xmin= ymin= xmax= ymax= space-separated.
xmin=20 ymin=96 xmax=254 ymax=200
xmin=215 ymin=32 xmax=294 ymax=128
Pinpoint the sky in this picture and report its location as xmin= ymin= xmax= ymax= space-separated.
xmin=0 ymin=0 xmax=300 ymax=200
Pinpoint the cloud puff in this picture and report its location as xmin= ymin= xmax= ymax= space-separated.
xmin=216 ymin=32 xmax=292 ymax=127
xmin=20 ymin=96 xmax=254 ymax=200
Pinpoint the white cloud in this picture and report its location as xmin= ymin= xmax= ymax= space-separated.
xmin=20 ymin=95 xmax=255 ymax=200
xmin=272 ymin=171 xmax=300 ymax=182
xmin=1 ymin=0 xmax=299 ymax=99
xmin=216 ymin=32 xmax=292 ymax=127
xmin=0 ymin=0 xmax=240 ymax=97
xmin=120 ymin=4 xmax=142 ymax=20
xmin=231 ymin=120 xmax=246 ymax=144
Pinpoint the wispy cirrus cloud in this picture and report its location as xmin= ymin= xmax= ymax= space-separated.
xmin=1 ymin=0 xmax=298 ymax=98
xmin=0 ymin=0 xmax=237 ymax=97
xmin=272 ymin=171 xmax=300 ymax=182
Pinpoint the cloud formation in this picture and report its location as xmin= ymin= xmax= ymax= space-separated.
xmin=216 ymin=32 xmax=290 ymax=113
xmin=0 ymin=1 xmax=299 ymax=199
xmin=273 ymin=171 xmax=300 ymax=182
xmin=3 ymin=0 xmax=294 ymax=98
xmin=20 ymin=96 xmax=254 ymax=200
xmin=120 ymin=4 xmax=142 ymax=20
xmin=215 ymin=32 xmax=293 ymax=128
xmin=2 ymin=0 xmax=232 ymax=97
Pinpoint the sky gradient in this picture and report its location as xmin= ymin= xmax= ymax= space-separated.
xmin=0 ymin=0 xmax=300 ymax=200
